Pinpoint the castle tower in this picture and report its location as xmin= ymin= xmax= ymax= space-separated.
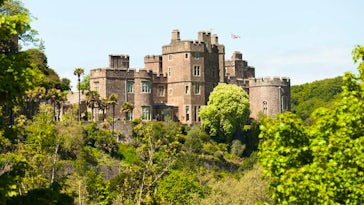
xmin=161 ymin=30 xmax=223 ymax=125
xmin=144 ymin=55 xmax=162 ymax=74
xmin=248 ymin=77 xmax=290 ymax=119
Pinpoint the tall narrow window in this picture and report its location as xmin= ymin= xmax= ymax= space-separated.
xmin=126 ymin=111 xmax=133 ymax=121
xmin=168 ymin=54 xmax=172 ymax=61
xmin=93 ymin=82 xmax=99 ymax=92
xmin=127 ymin=81 xmax=134 ymax=93
xmin=282 ymin=96 xmax=288 ymax=112
xmin=185 ymin=53 xmax=189 ymax=58
xmin=193 ymin=82 xmax=200 ymax=95
xmin=194 ymin=106 xmax=198 ymax=122
xmin=141 ymin=81 xmax=151 ymax=93
xmin=142 ymin=106 xmax=151 ymax=120
xmin=263 ymin=101 xmax=268 ymax=114
xmin=185 ymin=106 xmax=190 ymax=121
xmin=158 ymin=85 xmax=165 ymax=97
xmin=185 ymin=85 xmax=190 ymax=94
xmin=168 ymin=88 xmax=173 ymax=95
xmin=193 ymin=66 xmax=200 ymax=76
xmin=168 ymin=67 xmax=172 ymax=77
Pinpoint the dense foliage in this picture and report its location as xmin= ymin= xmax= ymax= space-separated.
xmin=200 ymin=83 xmax=250 ymax=143
xmin=259 ymin=45 xmax=364 ymax=204
xmin=291 ymin=76 xmax=342 ymax=121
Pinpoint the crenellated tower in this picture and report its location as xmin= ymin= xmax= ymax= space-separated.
xmin=248 ymin=77 xmax=290 ymax=119
xmin=85 ymin=29 xmax=290 ymax=126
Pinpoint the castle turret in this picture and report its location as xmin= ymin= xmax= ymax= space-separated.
xmin=144 ymin=55 xmax=162 ymax=74
xmin=171 ymin=29 xmax=180 ymax=43
xmin=109 ymin=54 xmax=129 ymax=69
xmin=211 ymin=34 xmax=218 ymax=45
xmin=248 ymin=77 xmax=290 ymax=119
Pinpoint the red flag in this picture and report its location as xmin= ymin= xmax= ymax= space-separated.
xmin=231 ymin=33 xmax=240 ymax=39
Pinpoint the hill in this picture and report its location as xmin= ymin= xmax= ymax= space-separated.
xmin=291 ymin=76 xmax=343 ymax=121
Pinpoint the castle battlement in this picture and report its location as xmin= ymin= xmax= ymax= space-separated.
xmin=162 ymin=41 xmax=206 ymax=54
xmin=88 ymin=29 xmax=291 ymax=124
xmin=134 ymin=69 xmax=153 ymax=79
xmin=192 ymin=40 xmax=205 ymax=45
xmin=249 ymin=76 xmax=290 ymax=87
xmin=144 ymin=55 xmax=162 ymax=63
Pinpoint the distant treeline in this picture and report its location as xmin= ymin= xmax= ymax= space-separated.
xmin=291 ymin=76 xmax=343 ymax=121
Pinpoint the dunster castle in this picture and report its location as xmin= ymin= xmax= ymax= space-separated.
xmin=87 ymin=29 xmax=290 ymax=125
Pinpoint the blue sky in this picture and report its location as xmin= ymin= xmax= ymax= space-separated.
xmin=22 ymin=0 xmax=364 ymax=88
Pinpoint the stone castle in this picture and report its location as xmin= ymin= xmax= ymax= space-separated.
xmin=89 ymin=29 xmax=290 ymax=125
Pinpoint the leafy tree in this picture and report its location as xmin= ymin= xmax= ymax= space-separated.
xmin=199 ymin=83 xmax=250 ymax=143
xmin=59 ymin=77 xmax=71 ymax=91
xmin=201 ymin=164 xmax=271 ymax=205
xmin=259 ymin=46 xmax=364 ymax=204
xmin=156 ymin=170 xmax=206 ymax=204
xmin=79 ymin=74 xmax=90 ymax=91
xmin=291 ymin=76 xmax=342 ymax=121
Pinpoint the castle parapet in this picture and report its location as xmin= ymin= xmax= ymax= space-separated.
xmin=249 ymin=76 xmax=290 ymax=87
xmin=144 ymin=55 xmax=162 ymax=63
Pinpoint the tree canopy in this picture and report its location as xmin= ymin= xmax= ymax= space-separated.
xmin=290 ymin=76 xmax=342 ymax=121
xmin=259 ymin=45 xmax=364 ymax=204
xmin=199 ymin=83 xmax=250 ymax=142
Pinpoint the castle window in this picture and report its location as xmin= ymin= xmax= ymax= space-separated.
xmin=193 ymin=65 xmax=200 ymax=76
xmin=142 ymin=106 xmax=151 ymax=120
xmin=194 ymin=105 xmax=201 ymax=122
xmin=185 ymin=85 xmax=190 ymax=94
xmin=168 ymin=54 xmax=172 ymax=61
xmin=169 ymin=88 xmax=173 ymax=95
xmin=185 ymin=106 xmax=190 ymax=121
xmin=193 ymin=52 xmax=199 ymax=59
xmin=193 ymin=82 xmax=200 ymax=95
xmin=282 ymin=95 xmax=288 ymax=112
xmin=141 ymin=81 xmax=151 ymax=93
xmin=158 ymin=85 xmax=165 ymax=97
xmin=127 ymin=81 xmax=134 ymax=93
xmin=126 ymin=111 xmax=133 ymax=121
xmin=168 ymin=67 xmax=172 ymax=77
xmin=185 ymin=53 xmax=188 ymax=58
xmin=93 ymin=81 xmax=99 ymax=92
xmin=263 ymin=101 xmax=268 ymax=114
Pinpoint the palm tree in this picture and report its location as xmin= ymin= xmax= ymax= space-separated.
xmin=86 ymin=90 xmax=100 ymax=121
xmin=98 ymin=98 xmax=109 ymax=121
xmin=47 ymin=88 xmax=64 ymax=121
xmin=73 ymin=67 xmax=84 ymax=122
xmin=108 ymin=93 xmax=118 ymax=134
xmin=121 ymin=102 xmax=134 ymax=122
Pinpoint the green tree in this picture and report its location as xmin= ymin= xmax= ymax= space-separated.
xmin=79 ymin=74 xmax=90 ymax=91
xmin=199 ymin=83 xmax=250 ymax=143
xmin=259 ymin=45 xmax=364 ymax=204
xmin=156 ymin=170 xmax=206 ymax=204
xmin=290 ymin=76 xmax=342 ymax=121
xmin=59 ymin=77 xmax=71 ymax=91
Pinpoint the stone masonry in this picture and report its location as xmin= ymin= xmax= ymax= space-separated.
xmin=89 ymin=29 xmax=290 ymax=125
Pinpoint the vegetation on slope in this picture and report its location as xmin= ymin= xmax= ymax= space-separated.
xmin=291 ymin=76 xmax=343 ymax=121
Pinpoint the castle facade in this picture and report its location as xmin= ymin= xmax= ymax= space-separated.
xmin=89 ymin=30 xmax=290 ymax=125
